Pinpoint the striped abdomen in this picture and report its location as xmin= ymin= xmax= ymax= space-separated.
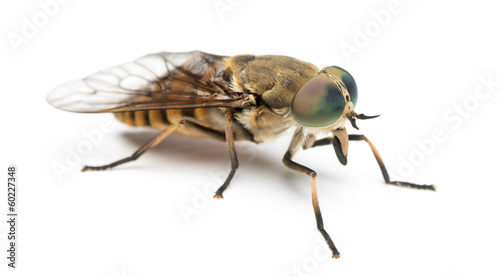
xmin=114 ymin=108 xmax=227 ymax=139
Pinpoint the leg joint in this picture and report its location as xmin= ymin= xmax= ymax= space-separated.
xmin=178 ymin=119 xmax=187 ymax=128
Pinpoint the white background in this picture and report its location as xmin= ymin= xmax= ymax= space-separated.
xmin=1 ymin=0 xmax=500 ymax=275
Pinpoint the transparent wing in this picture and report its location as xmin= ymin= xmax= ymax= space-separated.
xmin=47 ymin=51 xmax=254 ymax=113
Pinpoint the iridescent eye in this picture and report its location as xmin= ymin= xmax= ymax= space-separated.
xmin=324 ymin=66 xmax=357 ymax=106
xmin=291 ymin=75 xmax=346 ymax=127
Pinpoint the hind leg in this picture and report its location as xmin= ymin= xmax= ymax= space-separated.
xmin=82 ymin=123 xmax=180 ymax=172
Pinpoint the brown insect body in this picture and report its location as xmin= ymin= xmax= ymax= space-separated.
xmin=47 ymin=51 xmax=435 ymax=259
xmin=112 ymin=54 xmax=318 ymax=143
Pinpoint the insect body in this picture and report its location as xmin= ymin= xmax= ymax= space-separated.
xmin=47 ymin=51 xmax=435 ymax=258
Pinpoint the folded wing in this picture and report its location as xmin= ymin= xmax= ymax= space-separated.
xmin=47 ymin=51 xmax=254 ymax=113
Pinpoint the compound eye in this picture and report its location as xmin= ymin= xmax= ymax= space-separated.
xmin=324 ymin=66 xmax=358 ymax=106
xmin=291 ymin=75 xmax=346 ymax=127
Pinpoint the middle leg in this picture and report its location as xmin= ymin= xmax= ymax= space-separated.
xmin=214 ymin=110 xmax=239 ymax=199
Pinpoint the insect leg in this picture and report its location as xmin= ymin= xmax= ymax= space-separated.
xmin=349 ymin=134 xmax=436 ymax=191
xmin=308 ymin=137 xmax=331 ymax=147
xmin=214 ymin=110 xmax=239 ymax=199
xmin=283 ymin=130 xmax=341 ymax=258
xmin=81 ymin=123 xmax=179 ymax=172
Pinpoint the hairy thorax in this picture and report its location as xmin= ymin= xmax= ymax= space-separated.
xmin=225 ymin=54 xmax=319 ymax=143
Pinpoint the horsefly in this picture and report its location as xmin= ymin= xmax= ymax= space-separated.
xmin=47 ymin=51 xmax=435 ymax=258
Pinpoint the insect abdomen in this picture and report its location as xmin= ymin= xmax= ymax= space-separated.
xmin=114 ymin=110 xmax=171 ymax=129
xmin=114 ymin=108 xmax=227 ymax=140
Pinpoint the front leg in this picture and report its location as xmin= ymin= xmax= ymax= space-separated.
xmin=303 ymin=133 xmax=435 ymax=191
xmin=348 ymin=134 xmax=435 ymax=190
xmin=283 ymin=129 xmax=341 ymax=258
